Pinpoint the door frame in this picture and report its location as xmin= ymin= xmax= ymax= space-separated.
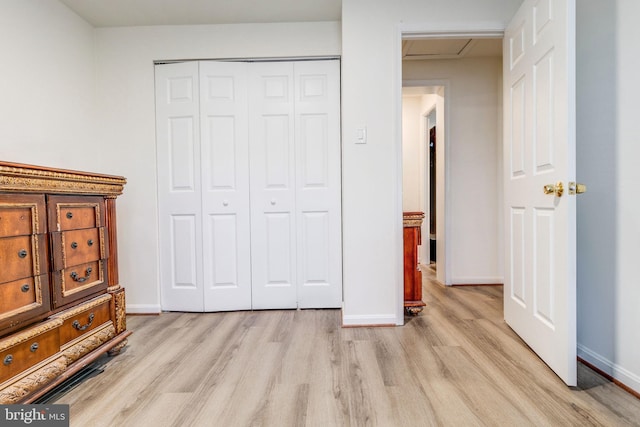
xmin=393 ymin=23 xmax=504 ymax=324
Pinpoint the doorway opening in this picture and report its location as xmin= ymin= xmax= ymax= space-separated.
xmin=400 ymin=36 xmax=504 ymax=290
xmin=401 ymin=84 xmax=446 ymax=284
xmin=427 ymin=109 xmax=437 ymax=268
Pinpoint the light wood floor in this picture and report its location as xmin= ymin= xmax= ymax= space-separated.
xmin=54 ymin=270 xmax=640 ymax=426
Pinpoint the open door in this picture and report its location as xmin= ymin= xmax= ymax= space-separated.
xmin=503 ymin=0 xmax=577 ymax=385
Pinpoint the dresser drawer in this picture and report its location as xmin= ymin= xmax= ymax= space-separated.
xmin=0 ymin=194 xmax=47 ymax=238
xmin=47 ymin=195 xmax=104 ymax=232
xmin=50 ymin=227 xmax=106 ymax=271
xmin=0 ymin=234 xmax=47 ymax=284
xmin=52 ymin=260 xmax=107 ymax=309
xmin=55 ymin=296 xmax=112 ymax=347
xmin=0 ymin=275 xmax=50 ymax=326
xmin=0 ymin=320 xmax=61 ymax=384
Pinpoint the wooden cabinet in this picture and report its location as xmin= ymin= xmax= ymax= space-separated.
xmin=0 ymin=161 xmax=130 ymax=403
xmin=403 ymin=212 xmax=425 ymax=315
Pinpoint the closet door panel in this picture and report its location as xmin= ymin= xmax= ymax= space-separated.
xmin=200 ymin=61 xmax=251 ymax=311
xmin=170 ymin=215 xmax=199 ymax=289
xmin=249 ymin=62 xmax=297 ymax=309
xmin=156 ymin=62 xmax=204 ymax=312
xmin=295 ymin=60 xmax=342 ymax=308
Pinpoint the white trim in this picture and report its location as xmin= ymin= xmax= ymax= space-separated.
xmin=578 ymin=344 xmax=640 ymax=394
xmin=451 ymin=276 xmax=504 ymax=285
xmin=154 ymin=56 xmax=341 ymax=65
xmin=394 ymin=26 xmax=405 ymax=326
xmin=400 ymin=22 xmax=505 ymax=39
xmin=342 ymin=314 xmax=398 ymax=327
xmin=126 ymin=304 xmax=162 ymax=314
xmin=419 ymin=108 xmax=433 ymax=265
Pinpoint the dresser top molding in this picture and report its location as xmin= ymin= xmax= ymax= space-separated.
xmin=0 ymin=161 xmax=126 ymax=196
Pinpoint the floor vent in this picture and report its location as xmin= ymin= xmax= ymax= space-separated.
xmin=34 ymin=359 xmax=107 ymax=404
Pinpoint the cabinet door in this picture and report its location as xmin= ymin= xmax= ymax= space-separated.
xmin=0 ymin=194 xmax=50 ymax=334
xmin=48 ymin=195 xmax=108 ymax=308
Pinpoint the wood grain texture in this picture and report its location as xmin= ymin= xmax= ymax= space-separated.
xmin=54 ymin=269 xmax=640 ymax=426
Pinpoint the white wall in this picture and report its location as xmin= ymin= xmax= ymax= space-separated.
xmin=341 ymin=0 xmax=521 ymax=325
xmin=92 ymin=22 xmax=341 ymax=312
xmin=401 ymin=95 xmax=424 ymax=212
xmin=577 ymin=0 xmax=640 ymax=393
xmin=0 ymin=0 xmax=98 ymax=170
xmin=403 ymin=57 xmax=502 ymax=285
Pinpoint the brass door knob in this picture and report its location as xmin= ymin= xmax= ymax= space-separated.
xmin=543 ymin=181 xmax=564 ymax=197
xmin=569 ymin=182 xmax=587 ymax=195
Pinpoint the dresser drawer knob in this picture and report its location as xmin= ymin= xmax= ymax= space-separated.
xmin=3 ymin=355 xmax=13 ymax=366
xmin=66 ymin=212 xmax=73 ymax=219
xmin=72 ymin=312 xmax=95 ymax=331
xmin=71 ymin=242 xmax=78 ymax=249
xmin=70 ymin=267 xmax=93 ymax=283
xmin=18 ymin=249 xmax=28 ymax=258
xmin=87 ymin=239 xmax=94 ymax=246
xmin=30 ymin=343 xmax=39 ymax=352
xmin=21 ymin=284 xmax=30 ymax=293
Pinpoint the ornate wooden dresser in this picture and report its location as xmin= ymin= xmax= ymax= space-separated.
xmin=403 ymin=211 xmax=425 ymax=315
xmin=0 ymin=161 xmax=130 ymax=403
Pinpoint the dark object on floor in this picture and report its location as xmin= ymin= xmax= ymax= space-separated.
xmin=34 ymin=360 xmax=107 ymax=404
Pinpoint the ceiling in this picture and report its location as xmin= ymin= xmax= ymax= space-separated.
xmin=59 ymin=0 xmax=342 ymax=27
xmin=402 ymin=38 xmax=502 ymax=60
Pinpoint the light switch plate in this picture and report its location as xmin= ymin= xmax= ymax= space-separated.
xmin=356 ymin=127 xmax=367 ymax=144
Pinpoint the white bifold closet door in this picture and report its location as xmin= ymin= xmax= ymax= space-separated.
xmin=156 ymin=61 xmax=252 ymax=312
xmin=156 ymin=59 xmax=341 ymax=312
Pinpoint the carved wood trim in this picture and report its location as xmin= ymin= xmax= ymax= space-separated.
xmin=403 ymin=211 xmax=425 ymax=228
xmin=0 ymin=356 xmax=67 ymax=404
xmin=60 ymin=324 xmax=116 ymax=365
xmin=113 ymin=289 xmax=126 ymax=334
xmin=0 ymin=162 xmax=126 ymax=196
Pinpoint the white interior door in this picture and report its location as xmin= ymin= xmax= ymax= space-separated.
xmin=294 ymin=61 xmax=342 ymax=308
xmin=156 ymin=61 xmax=204 ymax=311
xmin=248 ymin=62 xmax=298 ymax=309
xmin=199 ymin=61 xmax=252 ymax=311
xmin=503 ymin=0 xmax=577 ymax=385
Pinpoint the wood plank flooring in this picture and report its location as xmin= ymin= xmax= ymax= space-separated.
xmin=54 ymin=269 xmax=640 ymax=426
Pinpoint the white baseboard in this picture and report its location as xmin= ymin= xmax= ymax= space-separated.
xmin=451 ymin=276 xmax=503 ymax=285
xmin=578 ymin=344 xmax=640 ymax=394
xmin=126 ymin=304 xmax=161 ymax=314
xmin=342 ymin=313 xmax=399 ymax=326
